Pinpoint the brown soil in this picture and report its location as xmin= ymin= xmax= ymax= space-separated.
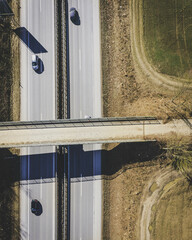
xmin=100 ymin=0 xmax=192 ymax=121
xmin=149 ymin=176 xmax=192 ymax=240
xmin=0 ymin=1 xmax=20 ymax=121
xmin=103 ymin=159 xmax=165 ymax=240
xmin=0 ymin=0 xmax=20 ymax=239
xmin=10 ymin=0 xmax=20 ymax=121
xmin=100 ymin=0 xmax=192 ymax=239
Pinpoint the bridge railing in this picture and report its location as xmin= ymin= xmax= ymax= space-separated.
xmin=0 ymin=117 xmax=160 ymax=130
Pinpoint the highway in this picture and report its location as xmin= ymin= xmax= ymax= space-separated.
xmin=19 ymin=0 xmax=56 ymax=239
xmin=19 ymin=0 xmax=102 ymax=238
xmin=69 ymin=0 xmax=102 ymax=119
xmin=68 ymin=0 xmax=102 ymax=239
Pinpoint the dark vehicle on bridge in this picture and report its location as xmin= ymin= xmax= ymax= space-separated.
xmin=31 ymin=199 xmax=42 ymax=216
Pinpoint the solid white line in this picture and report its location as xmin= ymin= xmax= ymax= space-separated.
xmin=80 ymin=175 xmax=83 ymax=197
xmin=79 ymin=48 xmax=81 ymax=71
xmin=40 ymin=0 xmax=42 ymax=12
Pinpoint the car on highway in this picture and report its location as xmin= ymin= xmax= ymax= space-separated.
xmin=31 ymin=199 xmax=41 ymax=215
xmin=32 ymin=55 xmax=39 ymax=71
xmin=70 ymin=7 xmax=80 ymax=25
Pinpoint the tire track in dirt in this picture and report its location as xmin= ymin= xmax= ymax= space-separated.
xmin=139 ymin=167 xmax=180 ymax=240
xmin=130 ymin=0 xmax=192 ymax=91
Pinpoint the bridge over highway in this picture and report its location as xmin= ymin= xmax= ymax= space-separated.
xmin=0 ymin=117 xmax=191 ymax=148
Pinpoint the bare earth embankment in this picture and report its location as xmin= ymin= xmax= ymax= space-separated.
xmin=0 ymin=0 xmax=20 ymax=239
xmin=100 ymin=0 xmax=192 ymax=239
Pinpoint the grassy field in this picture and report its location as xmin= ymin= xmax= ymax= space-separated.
xmin=100 ymin=0 xmax=192 ymax=121
xmin=150 ymin=177 xmax=192 ymax=240
xmin=143 ymin=0 xmax=192 ymax=78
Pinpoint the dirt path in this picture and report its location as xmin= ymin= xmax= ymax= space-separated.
xmin=131 ymin=0 xmax=192 ymax=91
xmin=139 ymin=167 xmax=180 ymax=240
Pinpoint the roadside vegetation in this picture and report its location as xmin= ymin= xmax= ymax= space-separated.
xmin=165 ymin=136 xmax=192 ymax=182
xmin=149 ymin=175 xmax=192 ymax=240
xmin=143 ymin=0 xmax=192 ymax=79
xmin=0 ymin=17 xmax=13 ymax=121
xmin=0 ymin=1 xmax=20 ymax=239
xmin=0 ymin=0 xmax=20 ymax=121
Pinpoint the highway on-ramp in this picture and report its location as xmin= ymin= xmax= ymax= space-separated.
xmin=19 ymin=0 xmax=56 ymax=239
xmin=68 ymin=0 xmax=102 ymax=239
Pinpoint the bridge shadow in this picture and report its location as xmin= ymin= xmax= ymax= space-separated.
xmin=14 ymin=27 xmax=48 ymax=54
xmin=101 ymin=142 xmax=163 ymax=177
xmin=20 ymin=152 xmax=56 ymax=181
xmin=0 ymin=149 xmax=20 ymax=239
xmin=69 ymin=142 xmax=163 ymax=180
xmin=70 ymin=145 xmax=102 ymax=178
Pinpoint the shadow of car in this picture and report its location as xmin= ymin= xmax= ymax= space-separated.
xmin=70 ymin=7 xmax=80 ymax=25
xmin=31 ymin=199 xmax=43 ymax=216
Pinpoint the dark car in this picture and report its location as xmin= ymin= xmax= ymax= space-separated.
xmin=31 ymin=199 xmax=41 ymax=215
xmin=70 ymin=7 xmax=80 ymax=25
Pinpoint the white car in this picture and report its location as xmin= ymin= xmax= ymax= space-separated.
xmin=32 ymin=55 xmax=39 ymax=70
xmin=84 ymin=115 xmax=91 ymax=119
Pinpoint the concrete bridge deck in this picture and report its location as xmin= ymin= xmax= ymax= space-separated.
xmin=0 ymin=117 xmax=191 ymax=148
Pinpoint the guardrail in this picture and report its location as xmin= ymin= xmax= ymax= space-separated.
xmin=0 ymin=117 xmax=159 ymax=130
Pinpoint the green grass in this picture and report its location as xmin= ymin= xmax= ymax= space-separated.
xmin=150 ymin=178 xmax=192 ymax=240
xmin=143 ymin=0 xmax=192 ymax=78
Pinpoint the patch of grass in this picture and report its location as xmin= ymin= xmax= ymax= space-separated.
xmin=150 ymin=178 xmax=192 ymax=240
xmin=161 ymin=136 xmax=192 ymax=182
xmin=143 ymin=0 xmax=192 ymax=78
xmin=149 ymin=182 xmax=158 ymax=194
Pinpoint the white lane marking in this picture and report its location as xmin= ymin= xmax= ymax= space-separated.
xmin=80 ymin=174 xmax=83 ymax=197
xmin=40 ymin=178 xmax=43 ymax=199
xmin=79 ymin=48 xmax=81 ymax=71
xmin=28 ymin=183 xmax=30 ymax=240
xmin=40 ymin=0 xmax=42 ymax=12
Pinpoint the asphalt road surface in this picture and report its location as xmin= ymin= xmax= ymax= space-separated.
xmin=69 ymin=0 xmax=101 ymax=119
xmin=19 ymin=0 xmax=56 ymax=239
xmin=68 ymin=0 xmax=102 ymax=239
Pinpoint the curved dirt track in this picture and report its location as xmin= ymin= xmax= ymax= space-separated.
xmin=139 ymin=167 xmax=181 ymax=240
xmin=130 ymin=0 xmax=192 ymax=91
